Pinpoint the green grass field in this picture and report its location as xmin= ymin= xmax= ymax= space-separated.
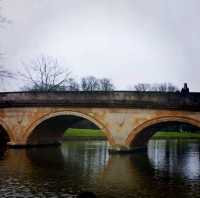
xmin=64 ymin=128 xmax=106 ymax=140
xmin=64 ymin=128 xmax=200 ymax=140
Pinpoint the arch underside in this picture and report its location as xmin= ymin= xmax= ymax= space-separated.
xmin=128 ymin=117 xmax=200 ymax=148
xmin=0 ymin=125 xmax=10 ymax=146
xmin=27 ymin=114 xmax=108 ymax=146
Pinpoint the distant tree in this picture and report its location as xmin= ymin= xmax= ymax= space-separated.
xmin=150 ymin=84 xmax=159 ymax=92
xmin=66 ymin=78 xmax=80 ymax=91
xmin=99 ymin=78 xmax=115 ymax=91
xmin=134 ymin=83 xmax=150 ymax=92
xmin=157 ymin=83 xmax=167 ymax=92
xmin=81 ymin=76 xmax=100 ymax=91
xmin=153 ymin=83 xmax=178 ymax=92
xmin=19 ymin=56 xmax=71 ymax=91
xmin=134 ymin=83 xmax=178 ymax=92
xmin=167 ymin=83 xmax=179 ymax=92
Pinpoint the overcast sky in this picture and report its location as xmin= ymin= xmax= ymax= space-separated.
xmin=1 ymin=0 xmax=200 ymax=91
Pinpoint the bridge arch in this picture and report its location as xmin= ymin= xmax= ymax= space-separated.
xmin=23 ymin=110 xmax=114 ymax=146
xmin=126 ymin=116 xmax=200 ymax=148
xmin=0 ymin=119 xmax=13 ymax=145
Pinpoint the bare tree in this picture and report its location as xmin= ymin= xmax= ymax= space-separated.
xmin=0 ymin=65 xmax=13 ymax=81
xmin=0 ymin=65 xmax=13 ymax=91
xmin=157 ymin=83 xmax=168 ymax=92
xmin=134 ymin=83 xmax=150 ymax=92
xmin=150 ymin=84 xmax=159 ymax=92
xmin=99 ymin=78 xmax=115 ymax=91
xmin=66 ymin=78 xmax=80 ymax=91
xmin=20 ymin=56 xmax=71 ymax=91
xmin=134 ymin=82 xmax=179 ymax=92
xmin=167 ymin=83 xmax=179 ymax=92
xmin=81 ymin=76 xmax=100 ymax=91
xmin=151 ymin=83 xmax=178 ymax=92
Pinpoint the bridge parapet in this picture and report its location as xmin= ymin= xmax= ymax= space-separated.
xmin=0 ymin=91 xmax=200 ymax=111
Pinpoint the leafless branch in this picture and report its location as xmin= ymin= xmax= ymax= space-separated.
xmin=19 ymin=55 xmax=71 ymax=91
xmin=0 ymin=66 xmax=13 ymax=80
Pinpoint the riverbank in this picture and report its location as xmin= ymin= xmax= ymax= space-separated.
xmin=64 ymin=128 xmax=106 ymax=140
xmin=64 ymin=128 xmax=200 ymax=140
xmin=152 ymin=131 xmax=200 ymax=139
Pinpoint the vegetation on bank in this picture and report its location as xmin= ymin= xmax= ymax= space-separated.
xmin=64 ymin=128 xmax=200 ymax=140
xmin=152 ymin=131 xmax=200 ymax=139
xmin=64 ymin=128 xmax=106 ymax=140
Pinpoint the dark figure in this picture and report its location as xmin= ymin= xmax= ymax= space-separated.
xmin=181 ymin=83 xmax=189 ymax=96
xmin=78 ymin=191 xmax=96 ymax=198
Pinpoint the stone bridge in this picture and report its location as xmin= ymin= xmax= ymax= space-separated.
xmin=0 ymin=91 xmax=200 ymax=152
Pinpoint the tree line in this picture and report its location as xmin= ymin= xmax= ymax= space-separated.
xmin=134 ymin=83 xmax=179 ymax=92
xmin=1 ymin=55 xmax=182 ymax=92
xmin=18 ymin=56 xmax=115 ymax=91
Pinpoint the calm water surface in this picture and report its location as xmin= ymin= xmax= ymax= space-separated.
xmin=0 ymin=139 xmax=200 ymax=198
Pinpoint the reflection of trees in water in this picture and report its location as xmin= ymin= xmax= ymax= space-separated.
xmin=61 ymin=141 xmax=109 ymax=176
xmin=147 ymin=140 xmax=200 ymax=198
xmin=148 ymin=139 xmax=200 ymax=180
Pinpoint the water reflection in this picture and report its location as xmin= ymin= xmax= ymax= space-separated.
xmin=148 ymin=139 xmax=200 ymax=180
xmin=0 ymin=140 xmax=199 ymax=198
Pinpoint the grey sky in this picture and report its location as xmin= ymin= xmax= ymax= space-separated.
xmin=1 ymin=0 xmax=200 ymax=91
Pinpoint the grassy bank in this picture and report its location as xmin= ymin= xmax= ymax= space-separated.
xmin=152 ymin=131 xmax=200 ymax=139
xmin=64 ymin=128 xmax=200 ymax=140
xmin=64 ymin=128 xmax=106 ymax=140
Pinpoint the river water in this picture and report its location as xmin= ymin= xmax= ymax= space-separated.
xmin=0 ymin=139 xmax=200 ymax=198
